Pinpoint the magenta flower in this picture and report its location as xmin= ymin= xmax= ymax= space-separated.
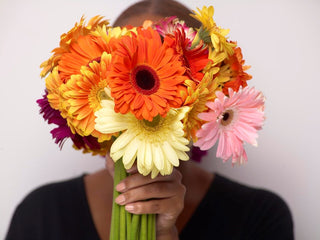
xmin=154 ymin=16 xmax=196 ymax=47
xmin=190 ymin=146 xmax=208 ymax=163
xmin=194 ymin=87 xmax=265 ymax=164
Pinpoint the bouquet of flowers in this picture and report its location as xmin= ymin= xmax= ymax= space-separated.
xmin=37 ymin=5 xmax=265 ymax=240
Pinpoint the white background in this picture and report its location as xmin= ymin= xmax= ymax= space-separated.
xmin=0 ymin=0 xmax=319 ymax=239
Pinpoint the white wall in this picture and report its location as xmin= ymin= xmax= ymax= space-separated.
xmin=0 ymin=0 xmax=319 ymax=239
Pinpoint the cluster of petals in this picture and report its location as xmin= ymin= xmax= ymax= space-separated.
xmin=154 ymin=16 xmax=196 ymax=47
xmin=182 ymin=71 xmax=218 ymax=141
xmin=190 ymin=6 xmax=235 ymax=65
xmin=37 ymin=7 xmax=266 ymax=175
xmin=40 ymin=16 xmax=109 ymax=78
xmin=221 ymin=47 xmax=252 ymax=94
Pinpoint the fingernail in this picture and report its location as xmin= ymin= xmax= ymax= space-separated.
xmin=125 ymin=205 xmax=135 ymax=212
xmin=116 ymin=182 xmax=126 ymax=192
xmin=115 ymin=195 xmax=125 ymax=205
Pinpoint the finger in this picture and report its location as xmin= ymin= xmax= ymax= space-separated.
xmin=124 ymin=197 xmax=184 ymax=217
xmin=115 ymin=181 xmax=185 ymax=205
xmin=105 ymin=153 xmax=114 ymax=178
xmin=126 ymin=163 xmax=138 ymax=174
xmin=116 ymin=169 xmax=182 ymax=192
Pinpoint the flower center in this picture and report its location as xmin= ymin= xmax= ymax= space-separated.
xmin=131 ymin=65 xmax=160 ymax=95
xmin=142 ymin=115 xmax=163 ymax=131
xmin=89 ymin=83 xmax=109 ymax=111
xmin=98 ymin=88 xmax=109 ymax=101
xmin=221 ymin=109 xmax=234 ymax=126
xmin=87 ymin=57 xmax=101 ymax=66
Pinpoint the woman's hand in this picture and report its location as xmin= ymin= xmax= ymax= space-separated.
xmin=106 ymin=154 xmax=186 ymax=239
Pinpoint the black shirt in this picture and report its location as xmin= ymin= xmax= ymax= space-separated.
xmin=6 ymin=174 xmax=294 ymax=240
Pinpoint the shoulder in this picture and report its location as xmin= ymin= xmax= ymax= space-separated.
xmin=211 ymin=174 xmax=291 ymax=208
xmin=6 ymin=175 xmax=96 ymax=240
xmin=211 ymin=174 xmax=292 ymax=214
xmin=210 ymin=174 xmax=294 ymax=239
xmin=181 ymin=174 xmax=294 ymax=240
xmin=16 ymin=175 xmax=86 ymax=213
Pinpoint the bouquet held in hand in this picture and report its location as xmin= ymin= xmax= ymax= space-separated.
xmin=37 ymin=5 xmax=265 ymax=240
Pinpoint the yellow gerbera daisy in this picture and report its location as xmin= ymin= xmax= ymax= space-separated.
xmin=183 ymin=70 xmax=219 ymax=141
xmin=60 ymin=52 xmax=113 ymax=142
xmin=45 ymin=67 xmax=64 ymax=111
xmin=191 ymin=6 xmax=235 ymax=65
xmin=95 ymin=99 xmax=190 ymax=178
xmin=92 ymin=25 xmax=136 ymax=45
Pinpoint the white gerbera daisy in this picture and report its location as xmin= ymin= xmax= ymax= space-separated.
xmin=95 ymin=99 xmax=190 ymax=178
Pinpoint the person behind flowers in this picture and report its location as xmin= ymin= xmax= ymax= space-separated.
xmin=6 ymin=0 xmax=294 ymax=239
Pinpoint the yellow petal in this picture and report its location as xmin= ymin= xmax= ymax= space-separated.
xmin=151 ymin=168 xmax=159 ymax=179
xmin=144 ymin=142 xmax=153 ymax=169
xmin=170 ymin=136 xmax=190 ymax=152
xmin=123 ymin=137 xmax=138 ymax=169
xmin=112 ymin=130 xmax=136 ymax=152
xmin=176 ymin=150 xmax=189 ymax=161
xmin=110 ymin=145 xmax=125 ymax=161
xmin=162 ymin=141 xmax=179 ymax=167
xmin=137 ymin=139 xmax=148 ymax=175
xmin=153 ymin=143 xmax=164 ymax=171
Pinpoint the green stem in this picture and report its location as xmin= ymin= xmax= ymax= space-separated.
xmin=118 ymin=160 xmax=127 ymax=239
xmin=152 ymin=214 xmax=156 ymax=240
xmin=140 ymin=214 xmax=147 ymax=240
xmin=190 ymin=31 xmax=201 ymax=49
xmin=126 ymin=210 xmax=132 ymax=240
xmin=110 ymin=161 xmax=121 ymax=240
xmin=147 ymin=214 xmax=152 ymax=240
xmin=120 ymin=205 xmax=126 ymax=240
xmin=130 ymin=214 xmax=141 ymax=240
xmin=110 ymin=160 xmax=128 ymax=240
xmin=109 ymin=159 xmax=156 ymax=240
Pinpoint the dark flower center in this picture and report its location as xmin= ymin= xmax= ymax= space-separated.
xmin=222 ymin=112 xmax=230 ymax=121
xmin=87 ymin=57 xmax=101 ymax=66
xmin=98 ymin=89 xmax=109 ymax=101
xmin=221 ymin=110 xmax=234 ymax=126
xmin=131 ymin=65 xmax=160 ymax=95
xmin=143 ymin=115 xmax=162 ymax=128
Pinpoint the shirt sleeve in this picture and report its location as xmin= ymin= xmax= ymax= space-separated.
xmin=5 ymin=202 xmax=40 ymax=240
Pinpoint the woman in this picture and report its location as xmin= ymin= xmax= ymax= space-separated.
xmin=6 ymin=0 xmax=294 ymax=239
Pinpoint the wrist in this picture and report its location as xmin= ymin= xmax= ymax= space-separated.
xmin=157 ymin=227 xmax=179 ymax=240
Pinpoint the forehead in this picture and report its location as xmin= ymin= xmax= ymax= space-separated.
xmin=120 ymin=13 xmax=164 ymax=27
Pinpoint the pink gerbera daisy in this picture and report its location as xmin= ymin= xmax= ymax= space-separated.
xmin=194 ymin=86 xmax=265 ymax=164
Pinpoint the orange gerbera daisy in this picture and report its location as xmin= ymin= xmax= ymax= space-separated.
xmin=58 ymin=34 xmax=110 ymax=82
xmin=108 ymin=27 xmax=188 ymax=121
xmin=219 ymin=47 xmax=252 ymax=95
xmin=61 ymin=53 xmax=114 ymax=142
xmin=40 ymin=16 xmax=109 ymax=78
